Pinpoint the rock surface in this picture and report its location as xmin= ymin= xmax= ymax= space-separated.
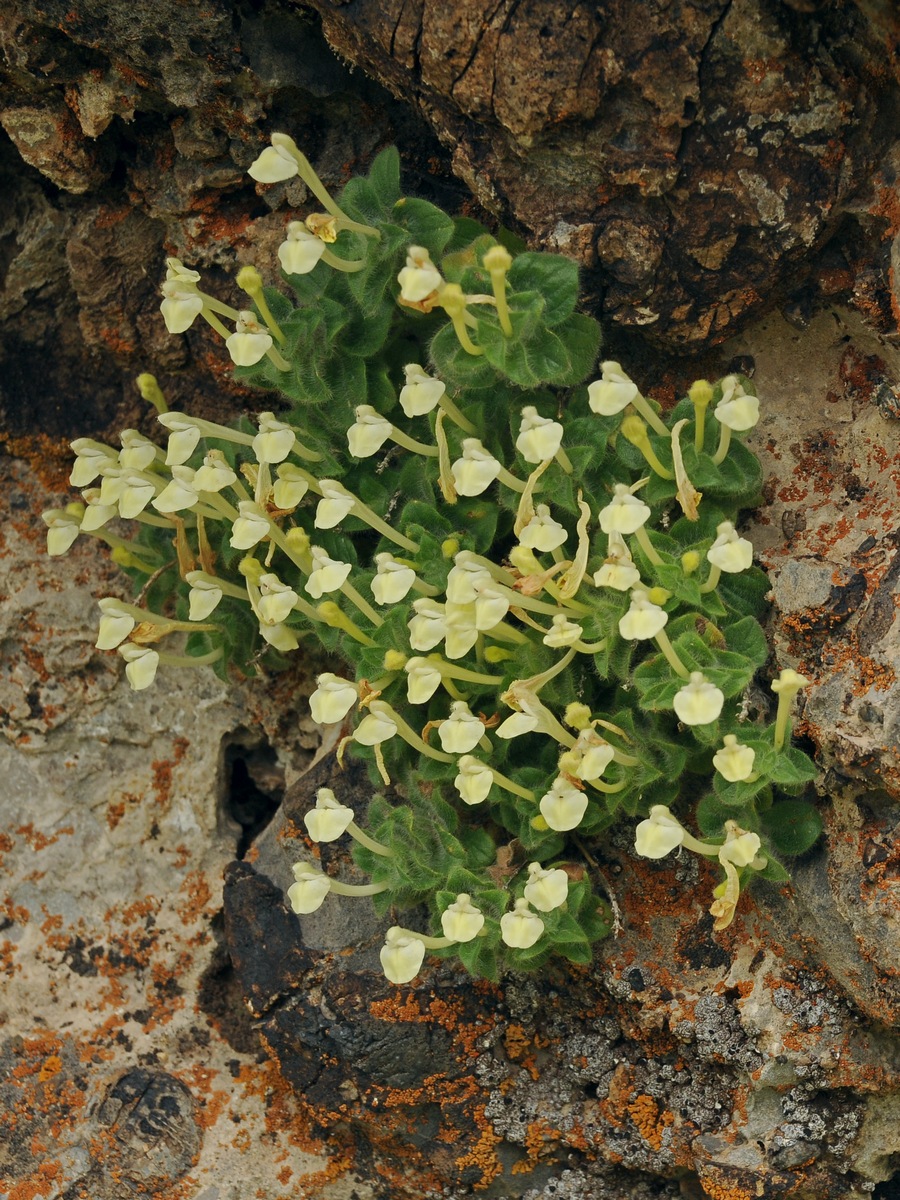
xmin=0 ymin=455 xmax=371 ymax=1199
xmin=220 ymin=304 xmax=900 ymax=1199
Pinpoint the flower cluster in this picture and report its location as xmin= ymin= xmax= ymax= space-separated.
xmin=45 ymin=137 xmax=821 ymax=984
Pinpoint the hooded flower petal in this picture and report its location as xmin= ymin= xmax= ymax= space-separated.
xmin=587 ymin=362 xmax=639 ymax=416
xmin=309 ymin=673 xmax=357 ymax=724
xmin=523 ymin=863 xmax=569 ymax=912
xmin=539 ymin=776 xmax=588 ymax=832
xmin=673 ymin=672 xmax=724 ymax=726
xmin=304 ymin=787 xmax=355 ymax=842
xmin=500 ymin=898 xmax=544 ymax=949
xmin=707 ymin=522 xmax=753 ymax=573
xmin=634 ymin=805 xmax=686 ymax=858
xmin=437 ymin=701 xmax=485 ymax=754
xmin=380 ymin=927 xmax=426 ymax=984
xmin=399 ymin=364 xmax=445 ymax=417
xmin=278 ymin=221 xmax=326 ymax=274
xmin=287 ymin=865 xmax=332 ymax=914
xmin=441 ymin=894 xmax=485 ymax=942
xmin=454 ymin=756 xmax=494 ymax=805
xmin=598 ymin=484 xmax=651 ymax=535
xmin=713 ymin=734 xmax=756 ymax=782
xmin=516 ymin=407 xmax=563 ymax=464
xmin=253 ymin=412 xmax=296 ymax=464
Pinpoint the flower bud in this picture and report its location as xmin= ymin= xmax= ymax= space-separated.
xmin=500 ymin=898 xmax=544 ymax=949
xmin=523 ymin=863 xmax=569 ymax=912
xmin=304 ymin=787 xmax=355 ymax=842
xmin=564 ymin=702 xmax=592 ymax=731
xmin=440 ymin=894 xmax=485 ymax=942
xmin=771 ymin=668 xmax=809 ymax=697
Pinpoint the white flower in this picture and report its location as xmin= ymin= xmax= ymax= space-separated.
xmin=516 ymin=407 xmax=564 ymax=464
xmin=441 ymin=894 xmax=485 ymax=942
xmin=185 ymin=573 xmax=224 ymax=621
xmin=593 ymin=532 xmax=641 ymax=591
xmin=118 ymin=644 xmax=159 ymax=690
xmin=500 ymin=898 xmax=544 ymax=949
xmin=380 ymin=927 xmax=426 ymax=984
xmin=496 ymin=710 xmax=540 ymax=739
xmin=714 ymin=376 xmax=759 ymax=431
xmin=454 ymin=756 xmax=494 ymax=805
xmin=354 ymin=706 xmax=398 ymax=746
xmin=473 ymin=587 xmax=509 ymax=632
xmin=230 ymin=501 xmax=270 ymax=550
xmin=397 ymin=247 xmax=442 ymax=304
xmin=523 ymin=863 xmax=569 ymax=912
xmin=253 ymin=412 xmax=296 ymax=464
xmin=634 ymin=805 xmax=686 ymax=859
xmin=248 ymin=134 xmax=300 ymax=183
xmin=119 ymin=430 xmax=159 ymax=471
xmin=273 ymin=464 xmax=309 ymax=509
xmin=372 ymin=554 xmax=416 ymax=605
xmin=673 ymin=672 xmax=724 ymax=725
xmin=287 ymin=865 xmax=332 ymax=914
xmin=117 ymin=472 xmax=157 ymax=519
xmin=348 ymin=406 xmax=392 ymax=458
xmin=446 ymin=556 xmax=492 ymax=605
xmin=713 ymin=734 xmax=756 ymax=783
xmin=192 ymin=450 xmax=238 ymax=494
xmin=543 ymin=614 xmax=583 ymax=648
xmin=69 ymin=439 xmax=117 ymax=487
xmin=309 ymin=673 xmax=358 ymax=724
xmin=539 ymin=776 xmax=588 ymax=832
xmin=519 ymin=505 xmax=568 ymax=552
xmin=278 ymin=222 xmax=326 ymax=275
xmin=399 ymin=364 xmax=445 ymax=417
xmin=96 ymin=599 xmax=136 ymax=650
xmin=408 ymin=599 xmax=447 ymax=652
xmin=405 ymin=658 xmax=442 ymax=704
xmin=304 ymin=787 xmax=355 ymax=842
xmin=707 ymin=522 xmax=753 ymax=573
xmin=587 ymin=361 xmax=639 ymax=416
xmin=305 ymin=547 xmax=352 ymax=598
xmin=158 ymin=413 xmax=202 ymax=467
xmin=437 ymin=701 xmax=485 ymax=754
xmin=572 ymin=734 xmax=616 ymax=781
xmin=719 ymin=828 xmax=763 ymax=868
xmin=160 ymin=273 xmax=204 ymax=334
xmin=451 ymin=440 xmax=501 ymax=497
xmin=97 ymin=467 xmax=126 ymax=507
xmin=257 ymin=573 xmax=299 ymax=625
xmin=618 ymin=589 xmax=668 ymax=641
xmin=42 ymin=509 xmax=81 ymax=556
xmin=79 ymin=489 xmax=117 ymax=532
xmin=314 ymin=480 xmax=355 ymax=529
xmin=152 ymin=465 xmax=199 ymax=514
xmin=443 ymin=601 xmax=479 ymax=659
xmin=226 ymin=311 xmax=273 ymax=367
xmin=259 ymin=621 xmax=299 ymax=652
xmin=598 ymin=484 xmax=651 ymax=535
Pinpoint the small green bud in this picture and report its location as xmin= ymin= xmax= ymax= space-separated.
xmin=285 ymin=527 xmax=311 ymax=555
xmin=564 ymin=702 xmax=592 ymax=731
xmin=442 ymin=538 xmax=460 ymax=559
xmin=484 ymin=646 xmax=513 ymax=664
xmin=620 ymin=414 xmax=649 ymax=446
xmin=689 ymin=379 xmax=714 ymax=407
xmin=65 ymin=501 xmax=86 ymax=519
xmin=383 ymin=649 xmax=407 ymax=671
xmin=483 ymin=244 xmax=512 ymax=274
xmin=236 ymin=264 xmax=264 ymax=296
xmin=681 ymin=551 xmax=701 ymax=574
xmin=530 ymin=814 xmax=550 ymax=831
xmin=136 ymin=372 xmax=168 ymax=414
xmin=238 ymin=557 xmax=265 ymax=584
xmin=646 ymin=586 xmax=671 ymax=606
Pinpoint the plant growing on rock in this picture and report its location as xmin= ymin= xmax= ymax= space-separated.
xmin=44 ymin=136 xmax=821 ymax=983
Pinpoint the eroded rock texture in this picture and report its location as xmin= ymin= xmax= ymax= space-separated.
xmin=299 ymin=0 xmax=900 ymax=346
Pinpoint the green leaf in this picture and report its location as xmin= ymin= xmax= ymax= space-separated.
xmin=762 ymin=800 xmax=823 ymax=855
xmin=368 ymin=146 xmax=401 ymax=208
xmin=399 ymin=197 xmax=456 ymax=256
xmin=508 ymin=253 xmax=579 ymax=327
xmin=430 ymin=322 xmax=499 ymax=389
